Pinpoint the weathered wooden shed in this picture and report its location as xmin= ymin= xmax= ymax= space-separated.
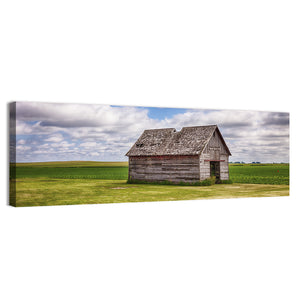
xmin=126 ymin=125 xmax=231 ymax=183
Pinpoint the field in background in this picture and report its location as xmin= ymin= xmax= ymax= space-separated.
xmin=229 ymin=163 xmax=289 ymax=185
xmin=15 ymin=161 xmax=128 ymax=168
xmin=10 ymin=161 xmax=289 ymax=206
xmin=14 ymin=161 xmax=128 ymax=180
xmin=13 ymin=161 xmax=289 ymax=185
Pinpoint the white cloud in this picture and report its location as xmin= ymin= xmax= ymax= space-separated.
xmin=17 ymin=139 xmax=26 ymax=145
xmin=14 ymin=102 xmax=289 ymax=163
xmin=16 ymin=145 xmax=31 ymax=151
xmin=44 ymin=133 xmax=64 ymax=143
xmin=51 ymin=141 xmax=76 ymax=149
xmin=16 ymin=120 xmax=33 ymax=135
xmin=90 ymin=152 xmax=100 ymax=156
xmin=79 ymin=142 xmax=98 ymax=148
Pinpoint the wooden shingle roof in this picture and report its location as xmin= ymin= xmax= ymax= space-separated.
xmin=126 ymin=125 xmax=231 ymax=156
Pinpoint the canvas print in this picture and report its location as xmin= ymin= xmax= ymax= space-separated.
xmin=9 ymin=102 xmax=289 ymax=207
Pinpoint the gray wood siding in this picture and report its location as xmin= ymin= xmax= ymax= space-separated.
xmin=199 ymin=155 xmax=229 ymax=180
xmin=199 ymin=152 xmax=211 ymax=180
xmin=220 ymin=154 xmax=229 ymax=180
xmin=196 ymin=128 xmax=230 ymax=181
xmin=203 ymin=129 xmax=229 ymax=156
xmin=129 ymin=155 xmax=200 ymax=183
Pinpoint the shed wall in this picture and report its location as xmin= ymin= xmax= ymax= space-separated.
xmin=199 ymin=153 xmax=229 ymax=180
xmin=219 ymin=155 xmax=229 ymax=180
xmin=129 ymin=155 xmax=200 ymax=183
xmin=199 ymin=152 xmax=211 ymax=180
xmin=203 ymin=129 xmax=229 ymax=156
xmin=199 ymin=130 xmax=230 ymax=180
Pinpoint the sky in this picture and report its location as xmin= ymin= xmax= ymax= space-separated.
xmin=11 ymin=102 xmax=289 ymax=163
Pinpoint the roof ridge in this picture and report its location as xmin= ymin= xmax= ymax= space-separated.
xmin=144 ymin=127 xmax=176 ymax=131
xmin=181 ymin=124 xmax=217 ymax=129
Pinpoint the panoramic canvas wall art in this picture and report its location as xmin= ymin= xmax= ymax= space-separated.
xmin=9 ymin=102 xmax=289 ymax=207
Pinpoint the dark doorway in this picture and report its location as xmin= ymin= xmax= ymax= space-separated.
xmin=210 ymin=161 xmax=220 ymax=182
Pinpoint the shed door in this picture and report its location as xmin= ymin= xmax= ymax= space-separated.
xmin=210 ymin=161 xmax=220 ymax=180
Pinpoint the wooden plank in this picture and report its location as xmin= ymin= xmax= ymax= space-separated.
xmin=204 ymin=160 xmax=225 ymax=162
xmin=129 ymin=161 xmax=199 ymax=166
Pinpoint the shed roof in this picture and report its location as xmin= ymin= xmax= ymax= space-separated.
xmin=126 ymin=125 xmax=231 ymax=156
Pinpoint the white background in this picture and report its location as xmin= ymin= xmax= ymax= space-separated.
xmin=0 ymin=1 xmax=299 ymax=299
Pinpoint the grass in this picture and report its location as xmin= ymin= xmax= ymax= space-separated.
xmin=15 ymin=166 xmax=128 ymax=180
xmin=15 ymin=161 xmax=129 ymax=167
xmin=12 ymin=161 xmax=128 ymax=180
xmin=229 ymin=163 xmax=289 ymax=185
xmin=11 ymin=178 xmax=289 ymax=207
xmin=9 ymin=161 xmax=290 ymax=206
xmin=127 ymin=176 xmax=217 ymax=186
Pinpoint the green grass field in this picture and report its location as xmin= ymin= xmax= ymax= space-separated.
xmin=10 ymin=161 xmax=289 ymax=206
xmin=14 ymin=162 xmax=128 ymax=180
xmin=229 ymin=163 xmax=289 ymax=185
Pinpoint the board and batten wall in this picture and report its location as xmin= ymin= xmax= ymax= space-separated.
xmin=128 ymin=155 xmax=200 ymax=183
xmin=199 ymin=130 xmax=230 ymax=181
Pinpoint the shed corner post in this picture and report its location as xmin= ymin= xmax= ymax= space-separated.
xmin=127 ymin=156 xmax=131 ymax=181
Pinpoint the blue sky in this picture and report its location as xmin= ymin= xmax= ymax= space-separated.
xmin=12 ymin=102 xmax=290 ymax=163
xmin=112 ymin=105 xmax=188 ymax=120
xmin=143 ymin=107 xmax=187 ymax=120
